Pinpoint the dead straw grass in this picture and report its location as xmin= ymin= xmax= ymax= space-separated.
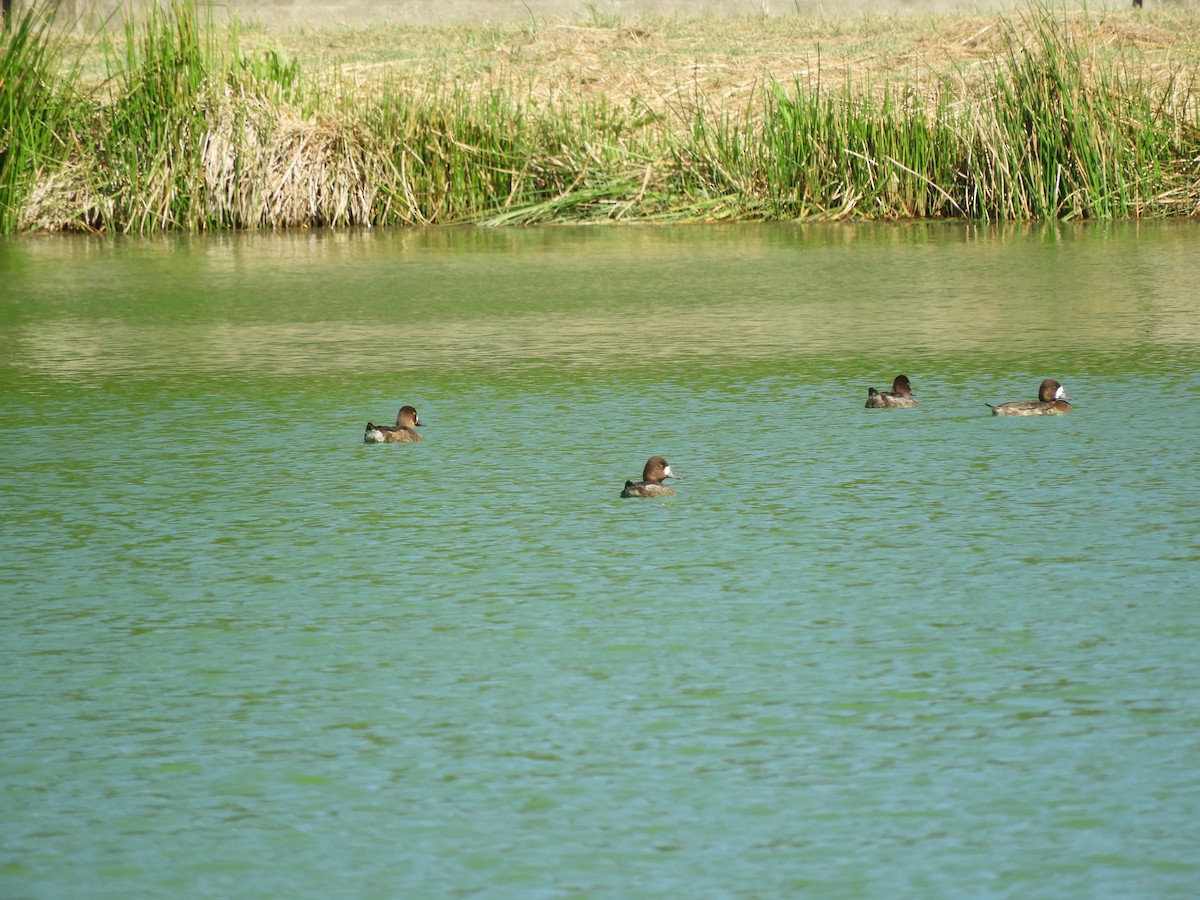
xmin=274 ymin=10 xmax=1200 ymax=116
xmin=200 ymin=91 xmax=386 ymax=228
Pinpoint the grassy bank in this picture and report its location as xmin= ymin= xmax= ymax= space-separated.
xmin=3 ymin=1 xmax=1199 ymax=232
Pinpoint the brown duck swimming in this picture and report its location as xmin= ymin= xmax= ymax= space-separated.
xmin=866 ymin=374 xmax=919 ymax=409
xmin=988 ymin=379 xmax=1073 ymax=416
xmin=620 ymin=456 xmax=681 ymax=498
xmin=365 ymin=405 xmax=424 ymax=442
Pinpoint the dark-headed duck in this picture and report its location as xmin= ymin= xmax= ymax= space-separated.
xmin=365 ymin=405 xmax=424 ymax=442
xmin=621 ymin=456 xmax=681 ymax=498
xmin=988 ymin=379 xmax=1073 ymax=416
xmin=866 ymin=374 xmax=919 ymax=409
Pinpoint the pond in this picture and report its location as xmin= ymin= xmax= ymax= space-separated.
xmin=2 ymin=221 xmax=1198 ymax=897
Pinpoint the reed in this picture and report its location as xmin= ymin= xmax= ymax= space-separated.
xmin=0 ymin=5 xmax=79 ymax=231
xmin=673 ymin=79 xmax=965 ymax=220
xmin=963 ymin=9 xmax=1191 ymax=218
xmin=676 ymin=9 xmax=1200 ymax=221
xmin=90 ymin=1 xmax=202 ymax=229
xmin=3 ymin=1 xmax=1199 ymax=233
xmin=363 ymin=88 xmax=661 ymax=225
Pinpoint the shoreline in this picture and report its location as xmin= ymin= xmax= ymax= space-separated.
xmin=4 ymin=2 xmax=1199 ymax=233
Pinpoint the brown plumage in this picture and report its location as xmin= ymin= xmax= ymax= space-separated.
xmin=866 ymin=374 xmax=919 ymax=409
xmin=365 ymin=405 xmax=424 ymax=442
xmin=621 ymin=455 xmax=680 ymax=498
xmin=988 ymin=379 xmax=1073 ymax=416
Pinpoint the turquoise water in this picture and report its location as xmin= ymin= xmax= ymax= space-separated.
xmin=2 ymin=222 xmax=1199 ymax=897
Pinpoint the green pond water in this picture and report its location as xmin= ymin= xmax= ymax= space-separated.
xmin=1 ymin=222 xmax=1198 ymax=898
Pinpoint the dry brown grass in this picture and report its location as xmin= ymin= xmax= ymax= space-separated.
xmin=245 ymin=8 xmax=1200 ymax=114
xmin=199 ymin=91 xmax=389 ymax=228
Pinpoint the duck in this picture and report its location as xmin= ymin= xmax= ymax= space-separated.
xmin=621 ymin=456 xmax=681 ymax=498
xmin=865 ymin=374 xmax=919 ymax=409
xmin=364 ymin=405 xmax=424 ymax=442
xmin=987 ymin=379 xmax=1073 ymax=416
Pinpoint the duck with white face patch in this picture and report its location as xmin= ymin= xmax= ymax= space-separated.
xmin=987 ymin=379 xmax=1074 ymax=416
xmin=621 ymin=456 xmax=681 ymax=498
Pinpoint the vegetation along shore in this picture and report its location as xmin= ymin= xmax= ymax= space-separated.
xmin=2 ymin=1 xmax=1199 ymax=233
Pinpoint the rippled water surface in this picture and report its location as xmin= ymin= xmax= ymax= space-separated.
xmin=2 ymin=222 xmax=1199 ymax=897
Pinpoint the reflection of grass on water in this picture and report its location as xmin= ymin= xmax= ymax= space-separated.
xmin=3 ymin=0 xmax=1199 ymax=232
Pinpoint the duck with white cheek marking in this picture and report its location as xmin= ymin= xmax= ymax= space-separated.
xmin=987 ymin=379 xmax=1074 ymax=416
xmin=364 ymin=405 xmax=424 ymax=442
xmin=621 ymin=456 xmax=682 ymax=498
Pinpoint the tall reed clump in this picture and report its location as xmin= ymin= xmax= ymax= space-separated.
xmin=364 ymin=87 xmax=660 ymax=226
xmin=962 ymin=9 xmax=1198 ymax=218
xmin=673 ymin=79 xmax=965 ymax=220
xmin=0 ymin=5 xmax=80 ymax=232
xmin=85 ymin=0 xmax=387 ymax=231
xmin=674 ymin=5 xmax=1199 ymax=221
xmin=93 ymin=0 xmax=223 ymax=231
